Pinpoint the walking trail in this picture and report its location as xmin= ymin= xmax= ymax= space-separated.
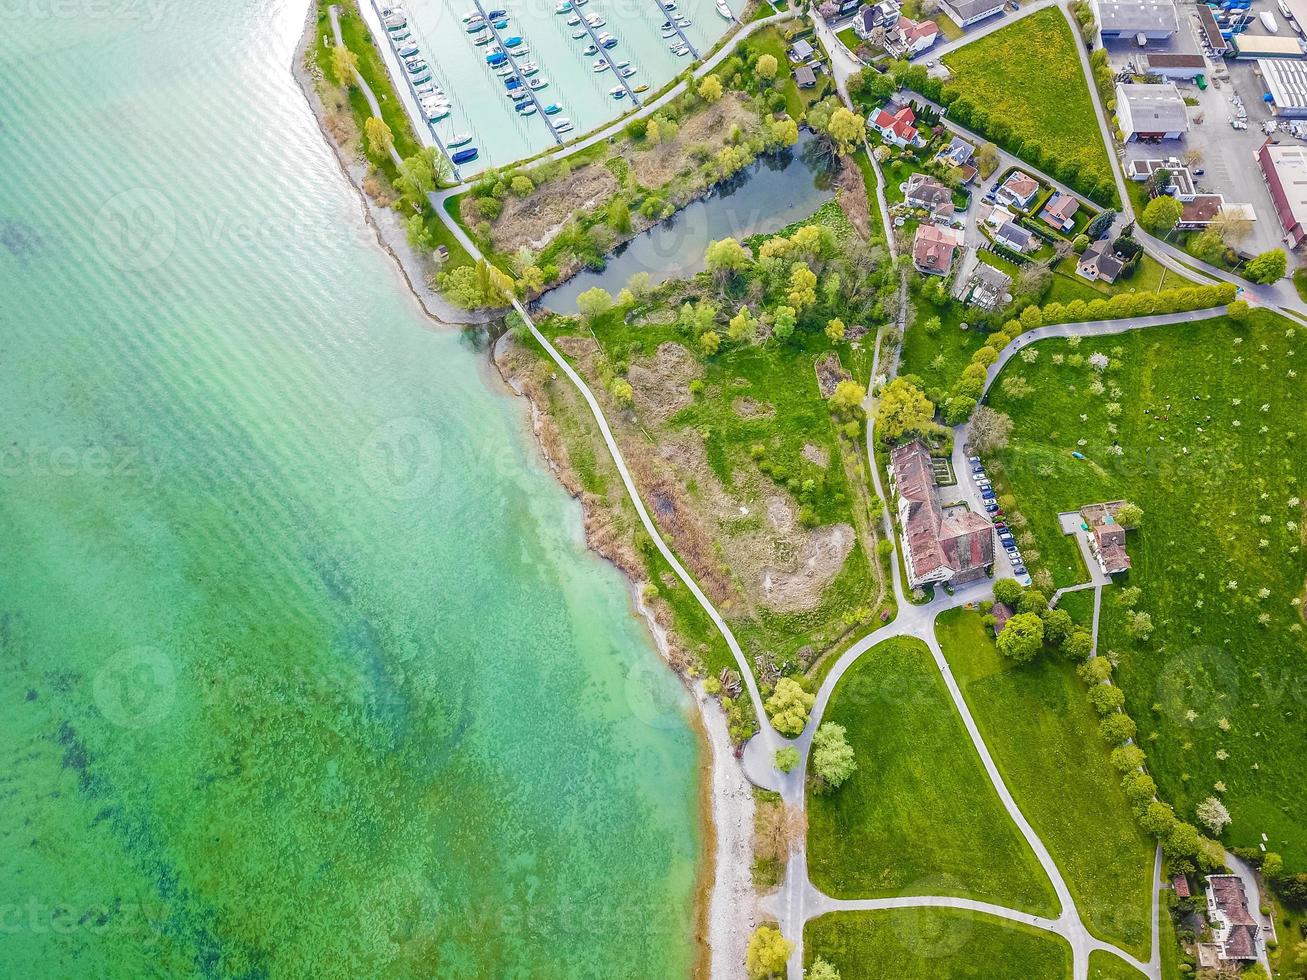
xmin=344 ymin=1 xmax=1294 ymax=974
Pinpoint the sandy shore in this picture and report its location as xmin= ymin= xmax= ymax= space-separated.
xmin=293 ymin=6 xmax=759 ymax=974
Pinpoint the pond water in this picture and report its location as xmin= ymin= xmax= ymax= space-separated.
xmin=542 ymin=132 xmax=837 ymax=312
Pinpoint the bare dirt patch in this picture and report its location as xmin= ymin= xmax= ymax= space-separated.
xmin=481 ymin=163 xmax=619 ymax=253
xmin=626 ymin=342 xmax=702 ymax=424
xmin=732 ymin=397 xmax=775 ymax=419
xmin=625 ymin=94 xmax=757 ymax=188
xmin=814 ymin=351 xmax=850 ymax=398
xmin=801 ymin=443 xmax=829 ymax=468
xmin=554 ymin=334 xmax=600 ymax=360
xmin=836 ymin=155 xmax=871 ymax=241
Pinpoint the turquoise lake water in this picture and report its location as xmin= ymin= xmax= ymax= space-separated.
xmin=0 ymin=1 xmax=700 ymax=976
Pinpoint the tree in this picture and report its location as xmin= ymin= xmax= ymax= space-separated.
xmin=611 ymin=378 xmax=634 ymax=407
xmin=1017 ymin=588 xmax=1048 ymax=614
xmin=364 ymin=116 xmax=394 ymax=160
xmin=1276 ymin=873 xmax=1307 ymax=907
xmin=787 ymin=263 xmax=818 ymax=310
xmin=756 ymin=53 xmax=779 ymax=81
xmin=1211 ymin=209 xmax=1253 ymax=249
xmin=825 ymin=317 xmax=846 ymax=343
xmin=831 ymin=380 xmax=866 ymax=414
xmin=1072 ymin=234 xmax=1090 ymax=254
xmin=1162 ymin=821 xmax=1201 ymax=859
xmin=831 ymin=108 xmax=867 ymax=156
xmin=747 ymin=925 xmax=792 ymax=979
xmin=1227 ymin=298 xmax=1251 ymax=322
xmin=331 ymin=44 xmax=359 ymax=87
xmin=807 ymin=958 xmax=841 ymax=980
xmin=765 ymin=678 xmax=815 ymax=736
xmin=1114 ymin=502 xmax=1143 ymax=529
xmin=1139 ymin=800 xmax=1176 ymax=835
xmin=1125 ymin=610 xmax=1153 ymax=641
xmin=811 ymin=722 xmax=857 ymax=789
xmin=1196 ymin=796 xmax=1232 ymax=835
xmin=1141 ymin=195 xmax=1184 ymax=236
xmin=510 ymin=174 xmax=534 ymax=197
xmin=1099 ymin=712 xmax=1137 ymax=745
xmin=706 ymin=237 xmax=751 ymax=280
xmin=1110 ymin=744 xmax=1147 ymax=773
xmin=1263 ymin=852 xmax=1284 ymax=879
xmin=993 ymin=578 xmax=1023 ymax=606
xmin=698 ymin=330 xmax=721 ymax=357
xmin=577 ymin=286 xmax=614 ymax=322
xmin=1245 ymin=248 xmax=1287 ymax=284
xmin=772 ymin=305 xmax=797 ymax=340
xmin=1042 ymin=608 xmax=1074 ymax=647
xmin=698 ymin=74 xmax=724 ymax=102
xmin=1121 ymin=769 xmax=1157 ymax=805
xmin=607 ymin=195 xmax=632 ymax=234
xmin=996 ymin=612 xmax=1044 ymax=663
xmin=875 ymin=378 xmax=935 ymax=443
xmin=775 ymin=746 xmax=800 ymax=773
xmin=975 ymin=142 xmax=1000 ymax=178
xmin=729 ymin=305 xmax=758 ymax=344
xmin=397 ymin=148 xmax=445 ymax=208
xmin=1062 ymin=629 xmax=1094 ymax=661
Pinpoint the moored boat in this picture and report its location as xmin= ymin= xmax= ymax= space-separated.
xmin=518 ymin=103 xmax=538 ymax=115
xmin=542 ymin=102 xmax=562 ymax=114
xmin=474 ymin=32 xmax=492 ymax=45
xmin=583 ymin=43 xmax=598 ymax=55
xmin=1262 ymin=9 xmax=1280 ymax=30
xmin=519 ymin=60 xmax=540 ymax=74
xmin=716 ymin=0 xmax=732 ymax=18
xmin=486 ymin=50 xmax=507 ymax=64
xmin=610 ymin=86 xmax=626 ymax=99
xmin=451 ymin=147 xmax=479 ymax=164
xmin=556 ymin=0 xmax=573 ymax=11
xmin=504 ymin=35 xmax=523 ymax=46
xmin=571 ymin=29 xmax=587 ymax=38
xmin=632 ymin=83 xmax=649 ymax=93
xmin=396 ymin=41 xmax=419 ymax=58
xmin=492 ymin=19 xmax=509 ymax=29
xmin=619 ymin=64 xmax=636 ymax=76
xmin=528 ymin=77 xmax=548 ymax=89
xmin=601 ymin=36 xmax=618 ymax=48
xmin=555 ymin=119 xmax=574 ymax=133
xmin=406 ymin=59 xmax=429 ymax=74
xmin=446 ymin=132 xmax=473 ymax=148
xmin=593 ymin=59 xmax=610 ymax=71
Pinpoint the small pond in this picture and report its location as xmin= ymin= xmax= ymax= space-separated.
xmin=541 ymin=131 xmax=837 ymax=313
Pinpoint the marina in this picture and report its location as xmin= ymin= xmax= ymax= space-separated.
xmin=360 ymin=0 xmax=746 ymax=172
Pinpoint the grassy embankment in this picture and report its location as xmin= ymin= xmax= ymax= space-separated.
xmin=805 ymin=908 xmax=1071 ymax=979
xmin=531 ymin=200 xmax=897 ymax=691
xmin=983 ymin=311 xmax=1307 ymax=872
xmin=1089 ymin=949 xmax=1148 ymax=979
xmin=311 ymin=1 xmax=471 ymax=269
xmin=937 ymin=609 xmax=1156 ymax=959
xmin=808 ymin=636 xmax=1060 ymax=914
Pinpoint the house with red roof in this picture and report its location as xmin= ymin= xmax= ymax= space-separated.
xmin=871 ymin=103 xmax=922 ymax=148
xmin=890 ymin=440 xmax=994 ymax=589
xmin=912 ymin=224 xmax=962 ymax=275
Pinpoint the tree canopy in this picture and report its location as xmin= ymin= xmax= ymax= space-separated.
xmin=995 ymin=612 xmax=1044 ymax=663
xmin=811 ymin=722 xmax=857 ymax=789
xmin=875 ymin=378 xmax=936 ymax=444
xmin=765 ymin=678 xmax=815 ymax=736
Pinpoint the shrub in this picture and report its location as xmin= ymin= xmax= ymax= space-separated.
xmin=1088 ymin=684 xmax=1126 ymax=715
xmin=1098 ymin=712 xmax=1137 ymax=745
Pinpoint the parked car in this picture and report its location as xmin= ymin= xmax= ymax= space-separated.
xmin=985 ymin=503 xmax=999 ymax=513
xmin=1016 ymin=572 xmax=1033 ymax=586
xmin=1013 ymin=564 xmax=1027 ymax=575
xmin=968 ymin=456 xmax=980 ymax=464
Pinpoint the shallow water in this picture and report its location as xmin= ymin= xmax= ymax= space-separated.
xmin=543 ymin=132 xmax=836 ymax=311
xmin=395 ymin=0 xmax=745 ymax=169
xmin=0 ymin=2 xmax=700 ymax=976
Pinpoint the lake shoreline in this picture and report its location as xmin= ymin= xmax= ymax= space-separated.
xmin=294 ymin=5 xmax=757 ymax=975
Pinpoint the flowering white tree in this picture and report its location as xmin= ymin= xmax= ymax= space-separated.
xmin=1089 ymin=352 xmax=1109 ymax=372
xmin=1196 ymin=796 xmax=1231 ymax=835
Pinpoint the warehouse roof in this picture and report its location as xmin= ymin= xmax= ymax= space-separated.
xmin=1094 ymin=0 xmax=1179 ymax=34
xmin=1261 ymin=57 xmax=1307 ymax=111
xmin=1118 ymin=83 xmax=1190 ymax=132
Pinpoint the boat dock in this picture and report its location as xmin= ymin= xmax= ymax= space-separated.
xmin=365 ymin=0 xmax=464 ymax=178
xmin=659 ymin=2 xmax=699 ymax=59
xmin=469 ymin=0 xmax=565 ymax=145
xmin=573 ymin=4 xmax=641 ymax=105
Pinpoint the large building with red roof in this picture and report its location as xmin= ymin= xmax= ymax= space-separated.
xmin=889 ymin=440 xmax=994 ymax=588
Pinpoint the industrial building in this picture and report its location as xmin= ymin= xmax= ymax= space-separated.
xmin=1116 ymin=82 xmax=1191 ymax=140
xmin=1256 ymin=139 xmax=1307 ymax=246
xmin=1233 ymin=34 xmax=1307 ymax=59
xmin=1145 ymin=53 xmax=1208 ymax=81
xmin=1259 ymin=57 xmax=1307 ymax=116
xmin=1092 ymin=0 xmax=1179 ymax=42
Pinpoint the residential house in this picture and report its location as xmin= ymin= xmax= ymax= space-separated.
xmin=794 ymin=65 xmax=817 ymax=88
xmin=995 ymin=220 xmax=1035 ymax=253
xmin=1172 ymin=875 xmax=1191 ymax=899
xmin=1116 ymin=82 xmax=1190 ymax=141
xmin=936 ymin=135 xmax=978 ymax=183
xmin=1041 ymin=192 xmax=1080 ymax=232
xmin=1077 ymin=238 xmax=1125 ymax=283
xmin=1092 ymin=0 xmax=1179 ymax=43
xmin=789 ymin=38 xmax=815 ymax=62
xmin=871 ymin=102 xmax=922 ymax=147
xmin=905 ymin=172 xmax=955 ymax=220
xmin=941 ymin=0 xmax=1005 ymax=27
xmin=1202 ymin=875 xmax=1260 ymax=965
xmin=912 ymin=224 xmax=962 ymax=274
xmin=1081 ymin=501 xmax=1132 ymax=575
xmin=1256 ymin=138 xmax=1307 ymax=247
xmin=964 ymin=262 xmax=1012 ymax=311
xmin=855 ymin=0 xmax=900 ymax=38
xmin=890 ymin=440 xmax=995 ymax=588
xmin=1130 ymin=158 xmax=1256 ymax=233
xmin=1128 ymin=157 xmax=1197 ymax=198
xmin=996 ymin=170 xmax=1040 ymax=209
xmin=885 ymin=15 xmax=939 ymax=58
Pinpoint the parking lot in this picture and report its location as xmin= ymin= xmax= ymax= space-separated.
xmin=1105 ymin=8 xmax=1289 ymax=257
xmin=948 ymin=440 xmax=1031 ymax=586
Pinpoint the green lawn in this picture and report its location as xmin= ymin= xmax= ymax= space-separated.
xmin=984 ymin=312 xmax=1307 ymax=873
xmin=807 ymin=636 xmax=1059 ymax=914
xmin=941 ymin=8 xmax=1116 ymax=205
xmin=1089 ymin=949 xmax=1148 ymax=979
xmin=899 ymin=297 xmax=991 ymax=402
xmin=936 ymin=610 xmax=1156 ymax=959
xmin=805 ymin=908 xmax=1071 ymax=979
